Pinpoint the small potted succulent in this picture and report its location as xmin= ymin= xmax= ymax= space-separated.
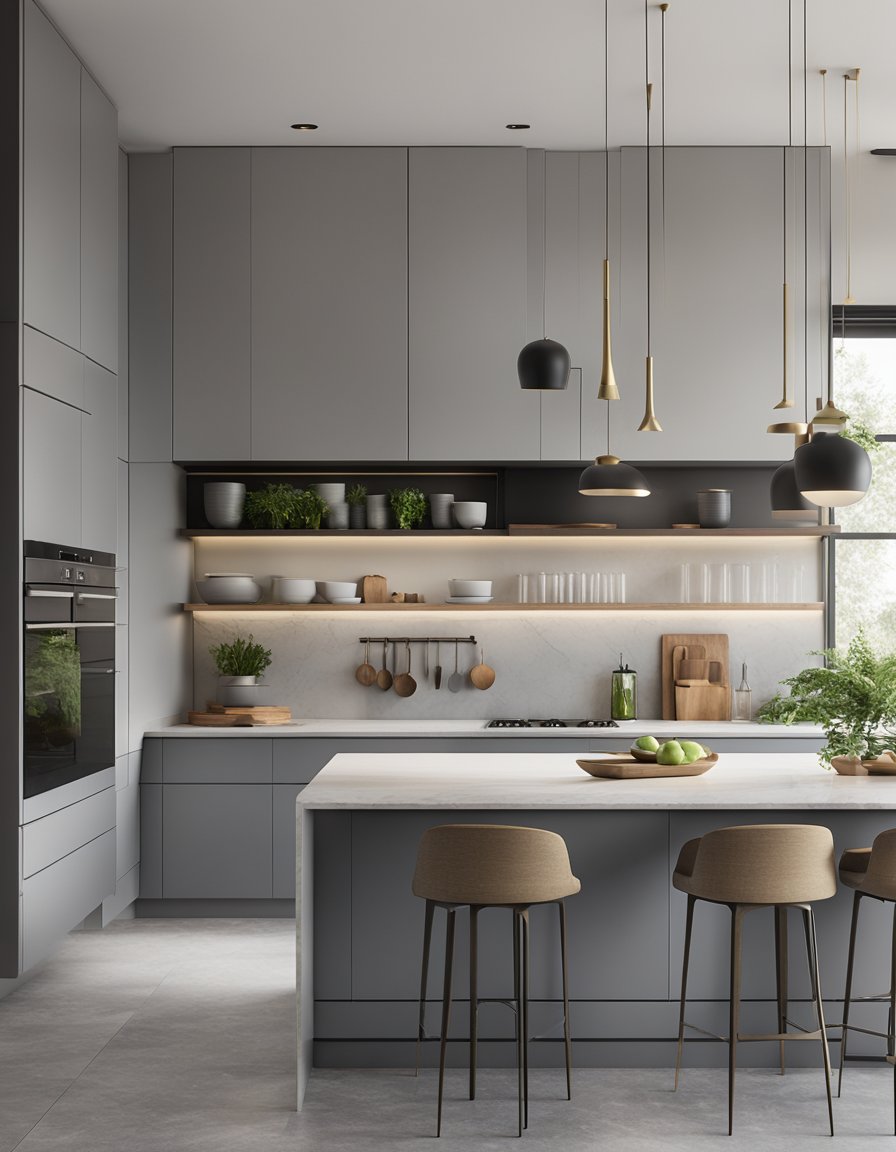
xmin=389 ymin=486 xmax=428 ymax=531
xmin=758 ymin=630 xmax=896 ymax=770
xmin=346 ymin=483 xmax=367 ymax=529
xmin=210 ymin=633 xmax=273 ymax=706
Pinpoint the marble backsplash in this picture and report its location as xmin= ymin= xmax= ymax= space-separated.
xmin=191 ymin=610 xmax=824 ymax=721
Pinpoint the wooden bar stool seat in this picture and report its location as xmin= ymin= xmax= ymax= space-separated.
xmin=837 ymin=829 xmax=896 ymax=1126
xmin=412 ymin=823 xmax=580 ymax=1137
xmin=672 ymin=823 xmax=837 ymax=1135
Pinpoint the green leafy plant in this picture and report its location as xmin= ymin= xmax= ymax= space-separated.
xmin=346 ymin=483 xmax=367 ymax=507
xmin=245 ymin=483 xmax=301 ymax=530
xmin=389 ymin=486 xmax=427 ymax=530
xmin=294 ymin=488 xmax=329 ymax=529
xmin=209 ymin=634 xmax=273 ymax=679
xmin=840 ymin=420 xmax=882 ymax=455
xmin=757 ymin=630 xmax=896 ymax=766
xmin=25 ymin=632 xmax=81 ymax=740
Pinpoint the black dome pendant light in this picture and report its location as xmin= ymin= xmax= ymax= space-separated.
xmin=517 ymin=152 xmax=571 ymax=390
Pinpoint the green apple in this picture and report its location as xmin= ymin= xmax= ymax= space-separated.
xmin=679 ymin=740 xmax=706 ymax=764
xmin=634 ymin=735 xmax=660 ymax=752
xmin=656 ymin=740 xmax=686 ymax=766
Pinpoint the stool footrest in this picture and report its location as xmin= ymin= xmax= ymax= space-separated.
xmin=739 ymin=1030 xmax=823 ymax=1043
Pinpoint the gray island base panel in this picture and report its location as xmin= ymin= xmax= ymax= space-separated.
xmin=295 ymin=753 xmax=896 ymax=1110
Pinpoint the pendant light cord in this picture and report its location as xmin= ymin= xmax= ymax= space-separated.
xmin=843 ymin=72 xmax=852 ymax=304
xmin=542 ymin=151 xmax=547 ymax=339
xmin=605 ymin=0 xmax=611 ymax=455
xmin=803 ymin=0 xmax=809 ymax=421
xmin=645 ymin=0 xmax=651 ymax=357
xmin=820 ymin=68 xmax=827 ymax=147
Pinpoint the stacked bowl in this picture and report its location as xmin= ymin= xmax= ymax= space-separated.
xmin=195 ymin=573 xmax=262 ymax=604
xmin=316 ymin=580 xmax=361 ymax=605
xmin=447 ymin=579 xmax=493 ymax=604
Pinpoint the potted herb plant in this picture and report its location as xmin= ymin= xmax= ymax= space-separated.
xmin=293 ymin=488 xmax=329 ymax=529
xmin=389 ymin=486 xmax=428 ymax=531
xmin=346 ymin=483 xmax=367 ymax=529
xmin=245 ymin=483 xmax=301 ymax=530
xmin=210 ymin=633 xmax=273 ymax=706
xmin=757 ymin=630 xmax=896 ymax=769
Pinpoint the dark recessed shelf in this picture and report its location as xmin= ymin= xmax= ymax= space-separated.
xmin=181 ymin=526 xmax=838 ymax=539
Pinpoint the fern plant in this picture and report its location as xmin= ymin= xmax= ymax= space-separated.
xmin=209 ymin=634 xmax=273 ymax=679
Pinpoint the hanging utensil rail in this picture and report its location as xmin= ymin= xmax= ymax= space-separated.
xmin=358 ymin=635 xmax=477 ymax=646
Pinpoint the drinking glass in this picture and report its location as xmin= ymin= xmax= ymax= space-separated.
xmin=707 ymin=563 xmax=728 ymax=604
xmin=728 ymin=563 xmax=750 ymax=604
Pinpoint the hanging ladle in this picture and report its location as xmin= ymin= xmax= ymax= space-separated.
xmin=469 ymin=646 xmax=496 ymax=691
xmin=355 ymin=639 xmax=377 ymax=687
xmin=375 ymin=640 xmax=393 ymax=691
xmin=393 ymin=640 xmax=418 ymax=698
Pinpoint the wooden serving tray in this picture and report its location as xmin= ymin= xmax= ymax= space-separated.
xmin=576 ymin=752 xmax=719 ymax=780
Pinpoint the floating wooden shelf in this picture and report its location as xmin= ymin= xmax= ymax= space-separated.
xmin=181 ymin=529 xmax=505 ymax=538
xmin=181 ymin=526 xmax=837 ymax=539
xmin=506 ymin=525 xmax=840 ymax=537
xmin=183 ymin=602 xmax=825 ymax=613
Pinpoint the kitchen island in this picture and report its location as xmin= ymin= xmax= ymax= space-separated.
xmin=295 ymin=751 xmax=896 ymax=1108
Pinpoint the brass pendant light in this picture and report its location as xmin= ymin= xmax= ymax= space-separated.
xmin=637 ymin=2 xmax=662 ymax=432
xmin=579 ymin=0 xmax=650 ymax=498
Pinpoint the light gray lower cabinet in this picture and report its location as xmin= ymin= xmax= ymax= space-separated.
xmin=80 ymin=68 xmax=118 ymax=373
xmin=272 ymin=783 xmax=303 ymax=899
xmin=408 ymin=147 xmax=536 ymax=461
xmin=250 ymin=147 xmax=408 ymax=462
xmin=173 ymin=148 xmax=250 ymax=461
xmin=22 ymin=387 xmax=82 ymax=546
xmin=163 ymin=784 xmax=273 ymax=899
xmin=81 ymin=360 xmax=118 ymax=553
xmin=22 ymin=0 xmax=81 ymax=352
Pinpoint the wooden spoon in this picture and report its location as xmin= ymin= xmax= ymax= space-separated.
xmin=434 ymin=641 xmax=442 ymax=690
xmin=393 ymin=641 xmax=418 ymax=697
xmin=375 ymin=640 xmax=393 ymax=691
xmin=447 ymin=642 xmax=464 ymax=693
xmin=355 ymin=639 xmax=377 ymax=687
xmin=469 ymin=646 xmax=496 ymax=691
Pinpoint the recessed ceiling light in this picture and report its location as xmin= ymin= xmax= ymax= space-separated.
xmin=291 ymin=123 xmax=318 ymax=131
xmin=506 ymin=123 xmax=530 ymax=130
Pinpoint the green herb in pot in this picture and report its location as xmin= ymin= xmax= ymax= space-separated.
xmin=293 ymin=488 xmax=328 ymax=529
xmin=346 ymin=483 xmax=367 ymax=506
xmin=389 ymin=487 xmax=427 ymax=531
xmin=244 ymin=483 xmax=301 ymax=530
xmin=209 ymin=634 xmax=273 ymax=679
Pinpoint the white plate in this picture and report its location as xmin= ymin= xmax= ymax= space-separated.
xmin=329 ymin=596 xmax=362 ymax=604
xmin=203 ymin=572 xmax=254 ymax=578
xmin=446 ymin=596 xmax=494 ymax=604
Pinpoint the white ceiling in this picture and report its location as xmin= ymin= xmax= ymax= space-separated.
xmin=37 ymin=0 xmax=896 ymax=153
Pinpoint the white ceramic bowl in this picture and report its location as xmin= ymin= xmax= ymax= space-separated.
xmin=449 ymin=579 xmax=493 ymax=597
xmin=317 ymin=580 xmax=359 ymax=601
xmin=273 ymin=578 xmax=316 ymax=604
xmin=452 ymin=501 xmax=487 ymax=529
xmin=196 ymin=577 xmax=262 ymax=604
xmin=329 ymin=596 xmax=363 ymax=605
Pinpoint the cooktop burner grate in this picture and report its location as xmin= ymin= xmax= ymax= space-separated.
xmin=486 ymin=718 xmax=620 ymax=729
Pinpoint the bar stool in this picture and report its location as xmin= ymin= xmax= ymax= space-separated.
xmin=672 ymin=824 xmax=837 ymax=1135
xmin=412 ymin=823 xmax=580 ymax=1137
xmin=837 ymin=828 xmax=896 ymax=1113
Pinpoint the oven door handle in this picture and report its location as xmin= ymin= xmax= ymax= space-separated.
xmin=25 ymin=589 xmax=75 ymax=599
xmin=25 ymin=622 xmax=116 ymax=631
xmin=76 ymin=592 xmax=117 ymax=601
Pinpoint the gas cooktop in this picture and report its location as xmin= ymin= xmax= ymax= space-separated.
xmin=486 ymin=718 xmax=620 ymax=729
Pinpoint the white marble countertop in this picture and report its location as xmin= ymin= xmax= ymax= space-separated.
xmin=143 ymin=719 xmax=824 ymax=739
xmin=296 ymin=751 xmax=896 ymax=810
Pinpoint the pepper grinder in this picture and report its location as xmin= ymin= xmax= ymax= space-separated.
xmin=733 ymin=662 xmax=752 ymax=722
xmin=610 ymin=654 xmax=638 ymax=721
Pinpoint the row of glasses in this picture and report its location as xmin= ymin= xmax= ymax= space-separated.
xmin=679 ymin=562 xmax=807 ymax=604
xmin=517 ymin=572 xmax=627 ymax=605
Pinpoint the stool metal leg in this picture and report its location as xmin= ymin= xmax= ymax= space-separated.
xmin=775 ymin=905 xmax=788 ymax=1075
xmin=728 ymin=905 xmax=744 ymax=1136
xmin=889 ymin=905 xmax=896 ymax=1060
xmin=521 ymin=908 xmax=530 ymax=1131
xmin=838 ymin=891 xmax=861 ymax=1096
xmin=674 ymin=894 xmax=696 ymax=1091
xmin=416 ymin=899 xmax=435 ymax=1076
xmin=513 ymin=910 xmax=523 ymax=1138
xmin=802 ymin=906 xmax=834 ymax=1137
xmin=558 ymin=900 xmax=572 ymax=1100
xmin=469 ymin=905 xmax=479 ymax=1101
xmin=437 ymin=908 xmax=456 ymax=1138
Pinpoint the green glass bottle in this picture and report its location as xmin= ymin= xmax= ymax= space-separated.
xmin=611 ymin=654 xmax=637 ymax=721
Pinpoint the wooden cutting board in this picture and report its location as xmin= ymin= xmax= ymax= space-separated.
xmin=189 ymin=711 xmax=248 ymax=726
xmin=661 ymin=633 xmax=729 ymax=720
xmin=674 ymin=684 xmax=730 ymax=722
xmin=206 ymin=703 xmax=292 ymax=725
xmin=361 ymin=574 xmax=389 ymax=603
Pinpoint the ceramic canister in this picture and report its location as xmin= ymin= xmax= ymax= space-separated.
xmin=203 ymin=482 xmax=246 ymax=529
xmin=697 ymin=489 xmax=731 ymax=529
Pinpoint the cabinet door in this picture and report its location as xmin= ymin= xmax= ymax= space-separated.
xmin=173 ymin=148 xmax=250 ymax=460
xmin=81 ymin=360 xmax=118 ymax=553
xmin=163 ymin=784 xmax=272 ymax=898
xmin=272 ymin=783 xmax=303 ymax=898
xmin=409 ymin=148 xmax=535 ymax=460
xmin=23 ymin=388 xmax=81 ymax=546
xmin=22 ymin=0 xmax=81 ymax=350
xmin=612 ymin=146 xmax=787 ymax=463
xmin=22 ymin=326 xmax=84 ymax=410
xmin=80 ymin=70 xmax=118 ymax=372
xmin=251 ymin=148 xmax=408 ymax=461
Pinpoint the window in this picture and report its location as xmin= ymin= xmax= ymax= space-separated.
xmin=831 ymin=307 xmax=896 ymax=650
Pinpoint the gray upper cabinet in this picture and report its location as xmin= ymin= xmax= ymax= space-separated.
xmin=81 ymin=360 xmax=118 ymax=553
xmin=610 ymin=146 xmax=805 ymax=463
xmin=408 ymin=148 xmax=536 ymax=460
xmin=80 ymin=69 xmax=118 ymax=373
xmin=23 ymin=0 xmax=81 ymax=351
xmin=251 ymin=148 xmax=408 ymax=461
xmin=173 ymin=148 xmax=251 ymax=460
xmin=23 ymin=389 xmax=81 ymax=546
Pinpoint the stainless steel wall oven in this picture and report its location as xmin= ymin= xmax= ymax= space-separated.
xmin=23 ymin=541 xmax=116 ymax=798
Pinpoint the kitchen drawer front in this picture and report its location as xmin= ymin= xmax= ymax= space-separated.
xmin=163 ymin=738 xmax=272 ymax=783
xmin=23 ymin=784 xmax=116 ymax=879
xmin=22 ymin=828 xmax=116 ymax=971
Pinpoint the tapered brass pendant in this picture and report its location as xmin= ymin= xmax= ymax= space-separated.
xmin=597 ymin=260 xmax=620 ymax=401
xmin=773 ymin=282 xmax=794 ymax=409
xmin=637 ymin=356 xmax=662 ymax=431
xmin=811 ymin=399 xmax=850 ymax=427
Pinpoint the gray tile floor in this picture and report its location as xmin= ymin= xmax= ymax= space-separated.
xmin=1 ymin=918 xmax=894 ymax=1151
